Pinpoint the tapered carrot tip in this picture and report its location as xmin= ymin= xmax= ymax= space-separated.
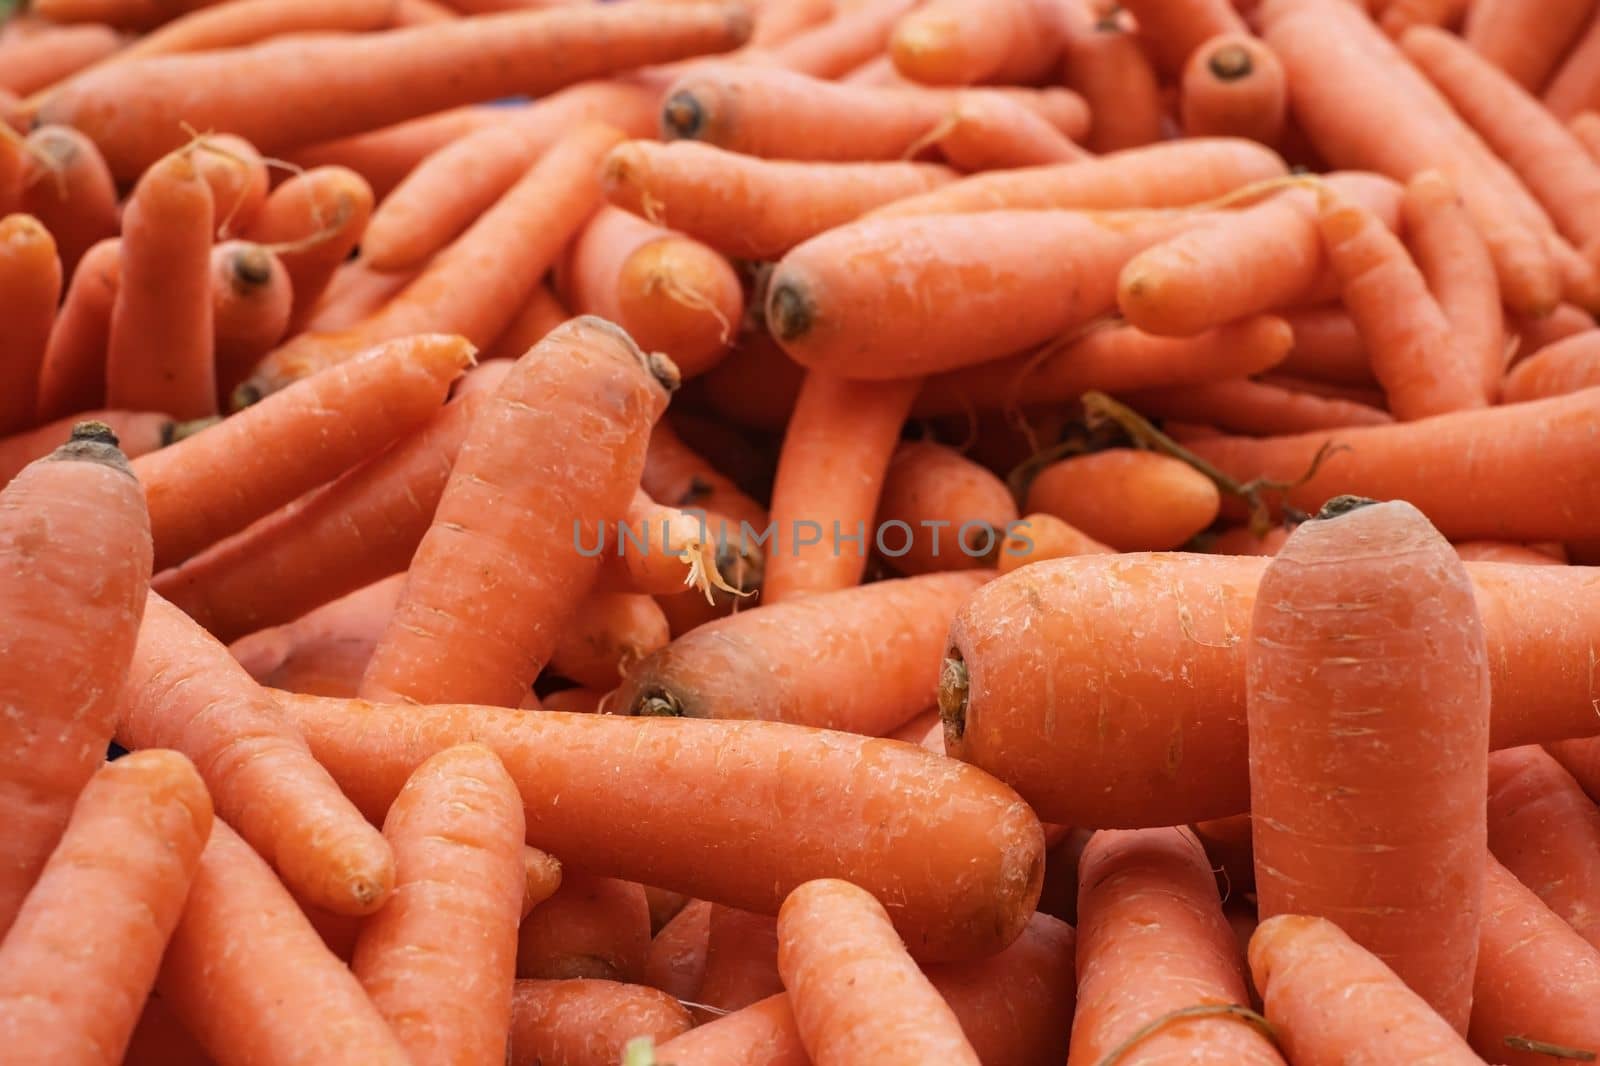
xmin=662 ymin=91 xmax=707 ymax=141
xmin=601 ymin=144 xmax=645 ymax=194
xmin=937 ymin=652 xmax=968 ymax=747
xmin=228 ymin=244 xmax=274 ymax=288
xmin=1315 ymin=494 xmax=1379 ymax=519
xmin=163 ymin=417 xmax=220 ymax=446
xmin=766 ymin=280 xmax=813 ymax=342
xmin=570 ymin=314 xmax=681 ymax=393
xmin=50 ymin=420 xmax=133 ymax=472
xmin=1208 ymin=44 xmax=1255 ymax=81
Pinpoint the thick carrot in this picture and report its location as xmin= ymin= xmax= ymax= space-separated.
xmin=231 ymin=574 xmax=402 ymax=697
xmin=934 ymin=91 xmax=1089 ymax=172
xmin=158 ymin=822 xmax=410 ymax=1066
xmin=106 ymin=151 xmax=215 ymax=421
xmin=0 ymin=214 xmax=59 ymax=437
xmin=644 ymin=898 xmax=712 ymax=1000
xmin=364 ymin=80 xmax=658 ymax=273
xmin=887 ymin=0 xmax=1068 ymax=86
xmin=643 ymin=418 xmax=767 ymax=529
xmin=118 ymin=594 xmax=395 ymax=915
xmin=153 ymin=363 xmax=509 ymax=643
xmin=246 ymin=122 xmax=621 ymax=399
xmin=0 ymin=22 xmax=122 ymax=96
xmin=1248 ymin=915 xmax=1487 ymax=1065
xmin=1125 ymin=378 xmax=1393 ymax=435
xmin=360 ymin=317 xmax=672 ymax=707
xmin=700 ymin=906 xmax=783 ymax=1014
xmin=995 ymin=513 xmax=1113 ymax=574
xmin=516 ymin=874 xmax=654 ymax=982
xmin=243 ymin=165 xmax=374 ymax=332
xmin=0 ymin=426 xmax=151 ymax=939
xmin=211 ymin=241 xmax=291 ymax=404
xmin=549 ymin=593 xmax=670 ymax=690
xmin=35 ymin=4 xmax=752 ymax=179
xmin=1181 ymin=33 xmax=1288 ymax=145
xmin=483 ymin=284 xmax=570 ymax=362
xmin=352 ymin=744 xmax=524 ymax=1066
xmin=0 ymin=751 xmax=210 ymax=1066
xmin=1063 ymin=15 xmax=1165 ymax=153
xmin=1067 ymin=826 xmax=1284 ymax=1066
xmin=0 ymin=411 xmax=172 ymax=485
xmin=759 ymin=0 xmax=915 ymax=79
xmin=283 ymin=105 xmax=505 ymax=199
xmin=17 ymin=125 xmax=116 ymax=278
xmin=1117 ymin=0 xmax=1247 ymax=75
xmin=280 ymin=694 xmax=1046 ymax=962
xmin=509 ymin=980 xmax=693 ymax=1066
xmin=137 ymin=333 xmax=470 ymax=571
xmin=873 ymin=441 xmax=1015 ymax=576
xmin=1027 ymin=449 xmax=1221 ymax=552
xmin=1503 ymin=329 xmax=1600 ymax=401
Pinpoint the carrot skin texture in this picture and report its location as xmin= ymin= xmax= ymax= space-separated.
xmin=516 ymin=872 xmax=651 ymax=982
xmin=508 ymin=979 xmax=692 ymax=1066
xmin=875 ymin=441 xmax=1016 ymax=576
xmin=17 ymin=125 xmax=117 ymax=279
xmin=0 ymin=214 xmax=61 ymax=437
xmin=1181 ymin=33 xmax=1288 ymax=145
xmin=0 ymin=411 xmax=170 ymax=486
xmin=1063 ymin=18 xmax=1164 ymax=154
xmin=35 ymin=237 xmax=118 ymax=422
xmin=1026 ymin=450 xmax=1220 ymax=552
xmin=1503 ymin=329 xmax=1600 ymax=401
xmin=1463 ymin=0 xmax=1596 ymax=92
xmin=888 ymin=0 xmax=1068 ymax=86
xmin=1402 ymin=170 xmax=1505 ymax=397
xmin=243 ymin=166 xmax=375 ymax=333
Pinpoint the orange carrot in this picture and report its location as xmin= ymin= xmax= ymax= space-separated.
xmin=158 ymin=822 xmax=410 ymax=1066
xmin=747 ymin=0 xmax=834 ymax=49
xmin=0 ymin=751 xmax=210 ymax=1066
xmin=1205 ymin=524 xmax=1293 ymax=556
xmin=0 ymin=214 xmax=60 ymax=437
xmin=1063 ymin=14 xmax=1165 ymax=153
xmin=183 ymin=133 xmax=268 ymax=240
xmin=522 ymin=846 xmax=563 ymax=918
xmin=230 ymin=574 xmax=404 ymax=697
xmin=509 ymin=980 xmax=693 ymax=1066
xmin=0 ymin=411 xmax=172 ymax=485
xmin=283 ymin=105 xmax=505 ymax=199
xmin=17 ymin=125 xmax=116 ymax=278
xmin=516 ymin=873 xmax=652 ymax=982
xmin=108 ymin=0 xmax=398 ymax=67
xmin=106 ymin=151 xmax=215 ymax=420
xmin=644 ymin=898 xmax=713 ymax=1001
xmin=210 ymin=240 xmax=292 ymax=404
xmin=874 ymin=441 xmax=1016 ymax=576
xmin=594 ymin=487 xmax=756 ymax=599
xmin=353 ymin=744 xmax=525 ymax=1066
xmin=1515 ymin=301 xmax=1596 ymax=356
xmin=887 ymin=0 xmax=1070 ymax=86
xmin=1117 ymin=0 xmax=1247 ymax=75
xmin=35 ymin=4 xmax=752 ymax=179
xmin=0 ymin=425 xmax=151 ymax=940
xmin=643 ymin=418 xmax=767 ymax=529
xmin=243 ymin=165 xmax=375 ymax=332
xmin=1125 ymin=378 xmax=1393 ymax=435
xmin=1276 ymin=306 xmax=1375 ymax=385
xmin=745 ymin=0 xmax=902 ymax=79
xmin=550 ymin=593 xmax=670 ymax=690
xmin=1027 ymin=449 xmax=1221 ymax=551
xmin=1466 ymin=0 xmax=1597 ymax=94
xmin=1574 ymin=109 xmax=1600 ymax=162
xmin=0 ymin=22 xmax=123 ymax=96
xmin=995 ymin=513 xmax=1113 ymax=574
xmin=1379 ymin=0 xmax=1469 ymax=38
xmin=934 ymin=91 xmax=1089 ymax=171
xmin=1503 ymin=329 xmax=1600 ymax=401
xmin=1181 ymin=33 xmax=1288 ymax=145
xmin=699 ymin=906 xmax=783 ymax=1015
xmin=482 ymin=284 xmax=570 ymax=363
xmin=136 ymin=333 xmax=471 ymax=571
xmin=1454 ymin=541 xmax=1568 ymax=565
xmin=30 ymin=0 xmax=213 ymax=32
xmin=699 ymin=329 xmax=806 ymax=431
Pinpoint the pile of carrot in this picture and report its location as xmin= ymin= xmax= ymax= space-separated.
xmin=9 ymin=0 xmax=1600 ymax=1062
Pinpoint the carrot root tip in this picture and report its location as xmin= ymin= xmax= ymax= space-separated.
xmin=634 ymin=688 xmax=684 ymax=718
xmin=231 ymin=381 xmax=264 ymax=411
xmin=938 ymin=652 xmax=969 ymax=744
xmin=1314 ymin=494 xmax=1380 ymax=520
xmin=647 ymin=351 xmax=682 ymax=394
xmin=229 ymin=244 xmax=275 ymax=289
xmin=766 ymin=281 xmax=812 ymax=342
xmin=661 ymin=91 xmax=706 ymax=141
xmin=1207 ymin=43 xmax=1255 ymax=81
xmin=53 ymin=421 xmax=132 ymax=473
xmin=164 ymin=416 xmax=220 ymax=446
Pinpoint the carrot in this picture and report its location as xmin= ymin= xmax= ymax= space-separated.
xmin=0 ymin=751 xmax=210 ymax=1066
xmin=230 ymin=575 xmax=401 ymax=697
xmin=0 ymin=214 xmax=60 ymax=437
xmin=364 ymin=80 xmax=658 ymax=273
xmin=594 ymin=487 xmax=758 ymax=599
xmin=603 ymin=140 xmax=954 ymax=262
xmin=1248 ymin=915 xmax=1487 ymax=1065
xmin=483 ymin=285 xmax=571 ymax=363
xmin=522 ymin=846 xmax=563 ymax=918
xmin=0 ymin=411 xmax=173 ymax=485
xmin=1268 ymin=307 xmax=1371 ymax=385
xmin=646 ymin=992 xmax=809 ymax=1066
xmin=283 ymin=105 xmax=505 ymax=199
xmin=1116 ymin=0 xmax=1247 ymax=75
xmin=105 ymin=0 xmax=398 ymax=68
xmin=1379 ymin=0 xmax=1469 ymax=37
xmin=1125 ymin=378 xmax=1394 ymax=435
xmin=210 ymin=241 xmax=292 ymax=404
xmin=35 ymin=5 xmax=752 ymax=179
xmin=29 ymin=0 xmax=212 ymax=31
xmin=934 ymin=91 xmax=1089 ymax=172
xmin=0 ymin=426 xmax=151 ymax=939
xmin=106 ymin=151 xmax=215 ymax=421
xmin=158 ymin=822 xmax=410 ymax=1066
xmin=246 ymin=122 xmax=622 ymax=399
xmin=560 ymin=207 xmax=742 ymax=379
xmin=1502 ymin=329 xmax=1600 ymax=402
xmin=643 ymin=419 xmax=767 ymax=529
xmin=698 ymin=329 xmax=806 ymax=431
xmin=995 ymin=513 xmax=1113 ymax=574
xmin=872 ymin=442 xmax=1016 ymax=576
xmin=661 ymin=64 xmax=1089 ymax=161
xmin=644 ymin=898 xmax=713 ymax=1000
xmin=242 ymin=165 xmax=374 ymax=333
xmin=1027 ymin=449 xmax=1221 ymax=552
xmin=1485 ymin=745 xmax=1600 ymax=952
xmin=0 ymin=115 xmax=21 ymax=214
xmin=1181 ymin=33 xmax=1288 ymax=145
xmin=1454 ymin=541 xmax=1568 ymax=565
xmin=1574 ymin=109 xmax=1600 ymax=163
xmin=549 ymin=593 xmax=670 ymax=690
xmin=153 ymin=363 xmax=509 ymax=643
xmin=1067 ymin=826 xmax=1284 ymax=1066
xmin=509 ymin=980 xmax=693 ymax=1066
xmin=747 ymin=0 xmax=834 ymax=49
xmin=17 ymin=126 xmax=116 ymax=278
xmin=644 ymin=887 xmax=689 ymax=935
xmin=1464 ymin=0 xmax=1595 ymax=96
xmin=137 ymin=333 xmax=470 ymax=571
xmin=351 ymin=744 xmax=524 ymax=1066
xmin=1063 ymin=14 xmax=1165 ymax=153
xmin=360 ymin=317 xmax=672 ymax=707
xmin=699 ymin=906 xmax=784 ymax=1015
xmin=1205 ymin=524 xmax=1293 ymax=556
xmin=516 ymin=873 xmax=653 ymax=982
xmin=1514 ymin=301 xmax=1595 ymax=358
xmin=122 ymin=999 xmax=210 ymax=1066
xmin=872 ymin=137 xmax=1290 ymax=218
xmin=887 ymin=0 xmax=1069 ymax=86
xmin=778 ymin=878 xmax=980 ymax=1065
xmin=0 ymin=23 xmax=122 ymax=96
xmin=280 ymin=694 xmax=1046 ymax=962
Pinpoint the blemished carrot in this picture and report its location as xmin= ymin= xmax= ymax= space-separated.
xmin=359 ymin=318 xmax=672 ymax=707
xmin=1181 ymin=33 xmax=1288 ymax=145
xmin=603 ymin=140 xmax=955 ymax=261
xmin=246 ymin=122 xmax=623 ymax=399
xmin=1465 ymin=0 xmax=1596 ymax=94
xmin=1067 ymin=827 xmax=1285 ymax=1066
xmin=35 ymin=4 xmax=752 ymax=179
xmin=1124 ymin=378 xmax=1394 ymax=435
xmin=0 ymin=22 xmax=122 ymax=96
xmin=642 ymin=419 xmax=767 ymax=530
xmin=759 ymin=0 xmax=915 ymax=79
xmin=549 ymin=593 xmax=670 ymax=690
xmin=1473 ymin=857 xmax=1600 ymax=1066
xmin=873 ymin=442 xmax=1016 ymax=576
xmin=17 ymin=125 xmax=116 ymax=278
xmin=1248 ymin=915 xmax=1488 ymax=1065
xmin=1486 ymin=745 xmax=1600 ymax=952
xmin=934 ymin=91 xmax=1089 ymax=172
xmin=914 ymin=314 xmax=1295 ymax=417
xmin=211 ymin=241 xmax=292 ymax=404
xmin=661 ymin=64 xmax=1089 ymax=161
xmin=509 ymin=980 xmax=693 ymax=1066
xmin=995 ymin=513 xmax=1113 ymax=574
xmin=137 ymin=333 xmax=471 ymax=571
xmin=0 ymin=214 xmax=60 ymax=437
xmin=888 ymin=0 xmax=1069 ymax=86
xmin=0 ymin=751 xmax=210 ymax=1066
xmin=516 ymin=873 xmax=652 ymax=982
xmin=559 ymin=207 xmax=742 ymax=379
xmin=122 ymin=999 xmax=210 ymax=1066
xmin=0 ymin=426 xmax=151 ymax=940
xmin=352 ymin=744 xmax=524 ymax=1066
xmin=243 ymin=165 xmax=375 ymax=333
xmin=644 ymin=898 xmax=712 ymax=1000
xmin=283 ymin=105 xmax=505 ymax=200
xmin=230 ymin=575 xmax=401 ymax=698
xmin=153 ymin=363 xmax=510 ymax=643
xmin=1249 ymin=498 xmax=1489 ymax=1030
xmin=1026 ymin=449 xmax=1222 ymax=552
xmin=0 ymin=412 xmax=172 ymax=485
xmin=364 ymin=80 xmax=658 ymax=273
xmin=1062 ymin=15 xmax=1165 ymax=154
xmin=279 ymin=694 xmax=1047 ymax=962
xmin=1503 ymin=329 xmax=1600 ymax=401
xmin=106 ymin=151 xmax=215 ymax=421
xmin=158 ymin=821 xmax=410 ymax=1066
xmin=701 ymin=906 xmax=784 ymax=1014
xmin=483 ymin=285 xmax=570 ymax=363
xmin=1116 ymin=0 xmax=1247 ymax=75
xmin=778 ymin=878 xmax=980 ymax=1065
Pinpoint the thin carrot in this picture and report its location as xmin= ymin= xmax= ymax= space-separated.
xmin=873 ymin=441 xmax=1015 ymax=576
xmin=482 ymin=284 xmax=570 ymax=363
xmin=1125 ymin=378 xmax=1393 ymax=435
xmin=1503 ymin=329 xmax=1600 ymax=401
xmin=509 ymin=980 xmax=693 ymax=1066
xmin=158 ymin=822 xmax=410 ymax=1066
xmin=995 ymin=513 xmax=1113 ymax=574
xmin=1466 ymin=0 xmax=1598 ymax=94
xmin=17 ymin=125 xmax=116 ymax=278
xmin=0 ymin=751 xmax=210 ymax=1066
xmin=760 ymin=0 xmax=915 ymax=79
xmin=0 ymin=22 xmax=122 ymax=96
xmin=229 ymin=574 xmax=404 ymax=698
xmin=35 ymin=4 xmax=752 ymax=179
xmin=106 ymin=0 xmax=399 ymax=67
xmin=1116 ymin=0 xmax=1247 ymax=75
xmin=106 ymin=150 xmax=215 ymax=421
xmin=1063 ymin=14 xmax=1165 ymax=153
xmin=352 ymin=744 xmax=525 ymax=1066
xmin=0 ymin=425 xmax=151 ymax=939
xmin=887 ymin=0 xmax=1070 ymax=86
xmin=0 ymin=214 xmax=60 ymax=437
xmin=242 ymin=165 xmax=374 ymax=333
xmin=283 ymin=105 xmax=505 ymax=199
xmin=211 ymin=241 xmax=292 ymax=404
xmin=549 ymin=593 xmax=670 ymax=690
xmin=0 ymin=411 xmax=173 ymax=485
xmin=516 ymin=872 xmax=653 ymax=982
xmin=1514 ymin=301 xmax=1595 ymax=358
xmin=1181 ymin=33 xmax=1288 ymax=145
xmin=934 ymin=91 xmax=1089 ymax=171
xmin=644 ymin=898 xmax=713 ymax=1001
xmin=1027 ymin=449 xmax=1222 ymax=552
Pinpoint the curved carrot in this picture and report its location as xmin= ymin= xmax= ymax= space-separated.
xmin=644 ymin=898 xmax=712 ymax=1001
xmin=1127 ymin=378 xmax=1393 ymax=435
xmin=874 ymin=441 xmax=1015 ymax=576
xmin=516 ymin=872 xmax=653 ymax=983
xmin=158 ymin=821 xmax=410 ymax=1066
xmin=0 ymin=22 xmax=122 ymax=96
xmin=0 ymin=214 xmax=59 ymax=437
xmin=1027 ymin=449 xmax=1221 ymax=552
xmin=759 ymin=0 xmax=915 ymax=79
xmin=35 ymin=4 xmax=752 ymax=179
xmin=353 ymin=744 xmax=525 ymax=1066
xmin=0 ymin=426 xmax=151 ymax=939
xmin=483 ymin=284 xmax=569 ymax=362
xmin=888 ymin=0 xmax=1068 ymax=86
xmin=0 ymin=411 xmax=172 ymax=485
xmin=1116 ymin=0 xmax=1246 ymax=75
xmin=243 ymin=165 xmax=375 ymax=332
xmin=283 ymin=105 xmax=504 ymax=199
xmin=934 ymin=91 xmax=1088 ymax=171
xmin=550 ymin=593 xmax=670 ymax=690
xmin=1062 ymin=14 xmax=1164 ymax=153
xmin=0 ymin=751 xmax=210 ymax=1066
xmin=211 ymin=240 xmax=292 ymax=404
xmin=995 ymin=512 xmax=1112 ymax=574
xmin=17 ymin=125 xmax=116 ymax=278
xmin=1503 ymin=329 xmax=1600 ymax=401
xmin=1181 ymin=33 xmax=1287 ymax=145
xmin=107 ymin=150 xmax=215 ymax=420
xmin=229 ymin=574 xmax=402 ymax=698
xmin=509 ymin=980 xmax=693 ymax=1066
